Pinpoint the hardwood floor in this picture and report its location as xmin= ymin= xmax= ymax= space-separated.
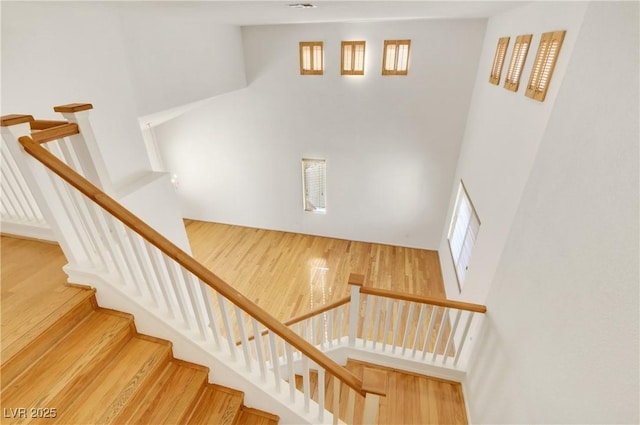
xmin=184 ymin=220 xmax=446 ymax=322
xmin=295 ymin=359 xmax=468 ymax=425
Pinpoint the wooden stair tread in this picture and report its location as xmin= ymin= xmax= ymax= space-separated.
xmin=0 ymin=309 xmax=134 ymax=414
xmin=187 ymin=384 xmax=244 ymax=425
xmin=236 ymin=406 xmax=280 ymax=425
xmin=119 ymin=359 xmax=209 ymax=425
xmin=52 ymin=336 xmax=172 ymax=425
xmin=1 ymin=289 xmax=97 ymax=386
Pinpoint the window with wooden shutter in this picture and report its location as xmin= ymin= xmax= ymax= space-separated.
xmin=489 ymin=37 xmax=510 ymax=85
xmin=525 ymin=30 xmax=566 ymax=101
xmin=341 ymin=41 xmax=366 ymax=75
xmin=504 ymin=34 xmax=532 ymax=92
xmin=382 ymin=40 xmax=411 ymax=76
xmin=302 ymin=159 xmax=326 ymax=213
xmin=299 ymin=42 xmax=324 ymax=75
xmin=447 ymin=181 xmax=480 ymax=291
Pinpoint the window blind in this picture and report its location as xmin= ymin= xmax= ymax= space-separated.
xmin=504 ymin=34 xmax=532 ymax=92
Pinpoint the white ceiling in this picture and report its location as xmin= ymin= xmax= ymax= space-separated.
xmin=119 ymin=1 xmax=528 ymax=26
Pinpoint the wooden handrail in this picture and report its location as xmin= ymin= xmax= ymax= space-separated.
xmin=18 ymin=135 xmax=367 ymax=397
xmin=0 ymin=114 xmax=34 ymax=127
xmin=31 ymin=123 xmax=79 ymax=144
xmin=30 ymin=119 xmax=69 ymax=131
xmin=237 ymin=295 xmax=351 ymax=346
xmin=360 ymin=286 xmax=487 ymax=314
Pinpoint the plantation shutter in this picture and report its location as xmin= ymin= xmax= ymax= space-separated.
xmin=489 ymin=37 xmax=510 ymax=85
xmin=504 ymin=34 xmax=532 ymax=92
xmin=303 ymin=159 xmax=326 ymax=212
xmin=448 ymin=183 xmax=480 ymax=289
xmin=525 ymin=31 xmax=566 ymax=101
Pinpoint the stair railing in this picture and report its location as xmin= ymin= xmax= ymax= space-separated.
xmin=2 ymin=108 xmax=386 ymax=425
xmin=267 ymin=273 xmax=487 ymax=375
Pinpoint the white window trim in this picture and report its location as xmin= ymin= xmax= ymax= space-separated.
xmin=447 ymin=181 xmax=480 ymax=292
xmin=302 ymin=158 xmax=326 ymax=213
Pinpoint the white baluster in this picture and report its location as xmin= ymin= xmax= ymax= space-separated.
xmin=302 ymin=356 xmax=310 ymax=413
xmin=267 ymin=332 xmax=281 ymax=391
xmin=442 ymin=309 xmax=462 ymax=363
xmin=361 ymin=294 xmax=374 ymax=347
xmin=251 ymin=318 xmax=267 ymax=381
xmin=401 ymin=302 xmax=416 ymax=356
xmin=318 ymin=367 xmax=326 ymax=421
xmin=235 ymin=306 xmax=252 ymax=371
xmin=127 ymin=228 xmax=160 ymax=306
xmin=391 ymin=300 xmax=405 ymax=353
xmin=411 ymin=304 xmax=427 ymax=358
xmin=381 ymin=298 xmax=393 ymax=350
xmin=422 ymin=306 xmax=439 ymax=359
xmin=332 ymin=377 xmax=340 ymax=425
xmin=453 ymin=312 xmax=475 ymax=367
xmin=347 ymin=274 xmax=363 ymax=346
xmin=144 ymin=244 xmax=175 ymax=318
xmin=431 ymin=308 xmax=450 ymax=362
xmin=161 ymin=254 xmax=191 ymax=327
xmin=285 ymin=343 xmax=296 ymax=402
xmin=197 ymin=281 xmax=222 ymax=349
xmin=372 ymin=296 xmax=382 ymax=350
xmin=216 ymin=294 xmax=237 ymax=360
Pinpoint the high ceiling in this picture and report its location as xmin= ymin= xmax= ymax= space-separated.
xmin=116 ymin=1 xmax=528 ymax=26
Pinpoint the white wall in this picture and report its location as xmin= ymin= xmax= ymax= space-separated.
xmin=466 ymin=1 xmax=639 ymax=423
xmin=114 ymin=2 xmax=247 ymax=117
xmin=1 ymin=1 xmax=150 ymax=186
xmin=438 ymin=2 xmax=590 ymax=302
xmin=154 ymin=18 xmax=486 ymax=249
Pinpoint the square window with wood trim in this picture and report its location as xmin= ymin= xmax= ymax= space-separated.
xmin=341 ymin=41 xmax=366 ymax=75
xmin=302 ymin=159 xmax=326 ymax=213
xmin=504 ymin=34 xmax=532 ymax=92
xmin=447 ymin=181 xmax=480 ymax=291
xmin=299 ymin=41 xmax=324 ymax=75
xmin=489 ymin=36 xmax=510 ymax=85
xmin=525 ymin=30 xmax=566 ymax=102
xmin=382 ymin=40 xmax=411 ymax=75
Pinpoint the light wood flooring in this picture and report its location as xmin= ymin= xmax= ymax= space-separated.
xmin=184 ymin=219 xmax=446 ymax=323
xmin=295 ymin=359 xmax=468 ymax=425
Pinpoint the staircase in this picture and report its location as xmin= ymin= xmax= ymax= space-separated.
xmin=0 ymin=236 xmax=278 ymax=425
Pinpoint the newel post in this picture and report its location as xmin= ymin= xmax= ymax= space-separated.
xmin=0 ymin=115 xmax=90 ymax=267
xmin=53 ymin=103 xmax=114 ymax=195
xmin=347 ymin=273 xmax=364 ymax=346
xmin=362 ymin=367 xmax=387 ymax=424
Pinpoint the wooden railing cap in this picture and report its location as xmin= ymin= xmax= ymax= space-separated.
xmin=362 ymin=367 xmax=387 ymax=397
xmin=348 ymin=273 xmax=365 ymax=287
xmin=1 ymin=114 xmax=34 ymax=127
xmin=53 ymin=103 xmax=93 ymax=113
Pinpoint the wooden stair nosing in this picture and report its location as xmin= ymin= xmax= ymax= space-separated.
xmin=1 ymin=289 xmax=97 ymax=386
xmin=237 ymin=406 xmax=281 ymax=425
xmin=185 ymin=384 xmax=245 ymax=425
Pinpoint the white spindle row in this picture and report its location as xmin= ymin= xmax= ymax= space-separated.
xmin=357 ymin=292 xmax=479 ymax=367
xmin=0 ymin=138 xmax=47 ymax=225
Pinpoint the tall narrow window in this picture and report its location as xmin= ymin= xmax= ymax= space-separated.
xmin=299 ymin=42 xmax=324 ymax=75
xmin=489 ymin=37 xmax=510 ymax=85
xmin=341 ymin=41 xmax=366 ymax=75
xmin=302 ymin=159 xmax=326 ymax=213
xmin=382 ymin=40 xmax=411 ymax=75
xmin=447 ymin=182 xmax=480 ymax=290
xmin=504 ymin=34 xmax=532 ymax=92
xmin=525 ymin=30 xmax=566 ymax=102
